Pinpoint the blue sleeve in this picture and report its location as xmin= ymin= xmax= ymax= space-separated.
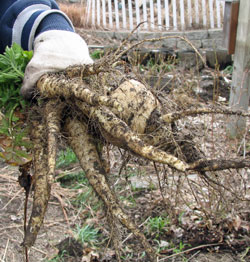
xmin=0 ymin=0 xmax=74 ymax=54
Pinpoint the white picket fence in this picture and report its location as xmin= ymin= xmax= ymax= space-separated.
xmin=85 ymin=0 xmax=225 ymax=31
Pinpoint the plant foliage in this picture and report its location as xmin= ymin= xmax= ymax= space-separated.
xmin=0 ymin=43 xmax=33 ymax=165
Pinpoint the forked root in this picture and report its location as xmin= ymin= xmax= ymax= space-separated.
xmin=75 ymin=101 xmax=250 ymax=173
xmin=64 ymin=118 xmax=157 ymax=261
xmin=23 ymin=101 xmax=63 ymax=247
xmin=23 ymin=121 xmax=49 ymax=247
xmin=90 ymin=106 xmax=189 ymax=171
xmin=37 ymin=74 xmax=123 ymax=112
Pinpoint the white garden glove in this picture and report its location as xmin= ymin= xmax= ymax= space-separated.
xmin=21 ymin=30 xmax=93 ymax=99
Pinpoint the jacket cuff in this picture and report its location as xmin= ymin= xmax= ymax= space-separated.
xmin=15 ymin=9 xmax=74 ymax=51
xmin=35 ymin=12 xmax=75 ymax=39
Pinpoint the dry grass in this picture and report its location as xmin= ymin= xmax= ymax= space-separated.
xmin=59 ymin=3 xmax=91 ymax=28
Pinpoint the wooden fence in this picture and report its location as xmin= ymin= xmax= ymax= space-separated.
xmin=85 ymin=0 xmax=225 ymax=31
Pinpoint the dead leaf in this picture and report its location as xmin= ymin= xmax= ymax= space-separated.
xmin=81 ymin=248 xmax=99 ymax=262
xmin=232 ymin=215 xmax=241 ymax=231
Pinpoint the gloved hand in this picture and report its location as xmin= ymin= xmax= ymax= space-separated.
xmin=21 ymin=30 xmax=93 ymax=99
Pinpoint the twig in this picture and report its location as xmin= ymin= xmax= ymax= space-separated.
xmin=113 ymin=35 xmax=206 ymax=66
xmin=7 ymin=232 xmax=47 ymax=256
xmin=153 ymin=162 xmax=168 ymax=209
xmin=0 ymin=173 xmax=18 ymax=181
xmin=45 ymin=220 xmax=72 ymax=227
xmin=0 ymin=188 xmax=23 ymax=210
xmin=30 ymin=246 xmax=47 ymax=255
xmin=159 ymin=243 xmax=222 ymax=261
xmin=1 ymin=238 xmax=9 ymax=262
xmin=186 ymin=250 xmax=201 ymax=262
xmin=113 ymin=22 xmax=146 ymax=58
xmin=0 ymin=225 xmax=23 ymax=233
xmin=53 ymin=192 xmax=70 ymax=229
xmin=25 ymin=246 xmax=29 ymax=262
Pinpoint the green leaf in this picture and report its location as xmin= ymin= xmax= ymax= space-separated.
xmin=0 ymin=43 xmax=33 ymax=165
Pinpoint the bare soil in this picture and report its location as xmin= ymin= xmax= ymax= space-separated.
xmin=0 ymin=157 xmax=248 ymax=262
xmin=0 ymin=164 xmax=74 ymax=262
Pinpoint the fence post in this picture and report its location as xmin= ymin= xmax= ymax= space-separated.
xmin=172 ymin=0 xmax=177 ymax=30
xmin=187 ymin=0 xmax=192 ymax=28
xmin=92 ymin=0 xmax=95 ymax=26
xmin=164 ymin=0 xmax=170 ymax=29
xmin=86 ymin=0 xmax=91 ymax=25
xmin=96 ymin=0 xmax=100 ymax=26
xmin=128 ymin=0 xmax=133 ymax=30
xmin=216 ymin=0 xmax=222 ymax=28
xmin=202 ymin=0 xmax=207 ymax=27
xmin=135 ymin=0 xmax=141 ymax=29
xmin=227 ymin=0 xmax=250 ymax=137
xmin=121 ymin=0 xmax=127 ymax=29
xmin=114 ymin=0 xmax=119 ymax=29
xmin=149 ymin=0 xmax=155 ymax=29
xmin=108 ymin=0 xmax=113 ymax=28
xmin=142 ymin=0 xmax=148 ymax=29
xmin=194 ymin=0 xmax=199 ymax=26
xmin=102 ymin=0 xmax=106 ymax=27
xmin=157 ymin=0 xmax=162 ymax=29
xmin=180 ymin=0 xmax=185 ymax=30
xmin=209 ymin=0 xmax=215 ymax=29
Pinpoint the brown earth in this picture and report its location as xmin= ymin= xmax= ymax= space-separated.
xmin=0 ymin=158 xmax=248 ymax=261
